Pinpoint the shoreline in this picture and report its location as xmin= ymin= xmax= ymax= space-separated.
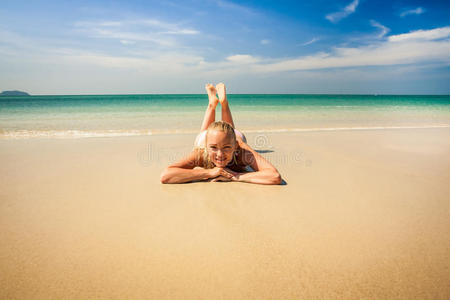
xmin=1 ymin=123 xmax=450 ymax=139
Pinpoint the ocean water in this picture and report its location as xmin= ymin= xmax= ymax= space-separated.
xmin=1 ymin=94 xmax=449 ymax=139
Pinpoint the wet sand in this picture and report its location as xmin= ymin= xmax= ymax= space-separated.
xmin=1 ymin=128 xmax=449 ymax=299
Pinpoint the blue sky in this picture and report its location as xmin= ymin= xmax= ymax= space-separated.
xmin=0 ymin=0 xmax=449 ymax=94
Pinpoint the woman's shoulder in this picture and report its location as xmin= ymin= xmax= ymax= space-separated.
xmin=233 ymin=144 xmax=253 ymax=168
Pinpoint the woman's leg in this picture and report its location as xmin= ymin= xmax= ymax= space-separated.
xmin=216 ymin=83 xmax=235 ymax=128
xmin=200 ymin=84 xmax=219 ymax=131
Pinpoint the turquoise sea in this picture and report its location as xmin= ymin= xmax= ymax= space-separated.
xmin=1 ymin=94 xmax=449 ymax=139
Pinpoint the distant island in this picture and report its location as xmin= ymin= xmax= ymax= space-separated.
xmin=0 ymin=90 xmax=30 ymax=96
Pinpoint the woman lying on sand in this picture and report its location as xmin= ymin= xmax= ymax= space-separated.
xmin=160 ymin=83 xmax=281 ymax=185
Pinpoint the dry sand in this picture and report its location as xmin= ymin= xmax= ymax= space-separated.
xmin=1 ymin=128 xmax=449 ymax=299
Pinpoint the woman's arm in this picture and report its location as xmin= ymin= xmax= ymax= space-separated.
xmin=160 ymin=149 xmax=202 ymax=184
xmin=160 ymin=149 xmax=235 ymax=184
xmin=160 ymin=166 xmax=212 ymax=184
xmin=232 ymin=169 xmax=281 ymax=185
xmin=232 ymin=140 xmax=282 ymax=185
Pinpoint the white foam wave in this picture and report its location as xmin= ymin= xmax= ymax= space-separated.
xmin=0 ymin=129 xmax=156 ymax=139
xmin=243 ymin=124 xmax=450 ymax=133
xmin=1 ymin=124 xmax=449 ymax=139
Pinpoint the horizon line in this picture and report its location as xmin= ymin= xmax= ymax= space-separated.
xmin=2 ymin=92 xmax=450 ymax=97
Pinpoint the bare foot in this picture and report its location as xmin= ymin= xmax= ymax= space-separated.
xmin=205 ymin=83 xmax=218 ymax=108
xmin=216 ymin=82 xmax=228 ymax=105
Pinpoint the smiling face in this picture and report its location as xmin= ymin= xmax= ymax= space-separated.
xmin=206 ymin=130 xmax=237 ymax=168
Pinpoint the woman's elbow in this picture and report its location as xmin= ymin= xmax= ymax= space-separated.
xmin=272 ymin=172 xmax=282 ymax=185
xmin=267 ymin=170 xmax=281 ymax=185
xmin=160 ymin=168 xmax=171 ymax=184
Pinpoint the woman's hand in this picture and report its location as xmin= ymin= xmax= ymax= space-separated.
xmin=208 ymin=167 xmax=235 ymax=180
xmin=209 ymin=175 xmax=232 ymax=182
xmin=207 ymin=167 xmax=243 ymax=182
xmin=223 ymin=168 xmax=241 ymax=181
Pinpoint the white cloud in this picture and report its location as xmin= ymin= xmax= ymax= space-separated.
xmin=2 ymin=22 xmax=450 ymax=94
xmin=326 ymin=0 xmax=359 ymax=23
xmin=89 ymin=28 xmax=176 ymax=46
xmin=52 ymin=27 xmax=450 ymax=74
xmin=73 ymin=18 xmax=199 ymax=46
xmin=388 ymin=26 xmax=450 ymax=42
xmin=120 ymin=40 xmax=135 ymax=45
xmin=370 ymin=20 xmax=390 ymax=38
xmin=215 ymin=0 xmax=259 ymax=16
xmin=226 ymin=54 xmax=260 ymax=64
xmin=65 ymin=52 xmax=204 ymax=71
xmin=260 ymin=39 xmax=270 ymax=45
xmin=75 ymin=19 xmax=198 ymax=33
xmin=240 ymin=27 xmax=450 ymax=73
xmin=400 ymin=7 xmax=425 ymax=17
xmin=301 ymin=37 xmax=319 ymax=46
xmin=98 ymin=21 xmax=123 ymax=27
xmin=163 ymin=29 xmax=199 ymax=35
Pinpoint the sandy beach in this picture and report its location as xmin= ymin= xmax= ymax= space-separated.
xmin=1 ymin=127 xmax=449 ymax=299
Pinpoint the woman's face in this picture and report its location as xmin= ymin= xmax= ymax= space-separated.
xmin=206 ymin=130 xmax=236 ymax=168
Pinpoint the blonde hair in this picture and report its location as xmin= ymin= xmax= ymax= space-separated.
xmin=199 ymin=121 xmax=237 ymax=169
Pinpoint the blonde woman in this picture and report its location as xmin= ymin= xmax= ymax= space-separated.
xmin=160 ymin=83 xmax=281 ymax=185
